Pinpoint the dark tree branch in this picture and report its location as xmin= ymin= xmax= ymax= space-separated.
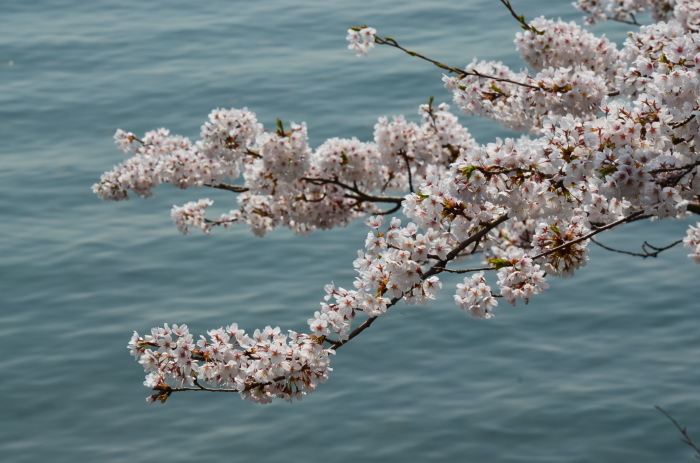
xmin=399 ymin=150 xmax=415 ymax=193
xmin=207 ymin=182 xmax=249 ymax=193
xmin=375 ymin=203 xmax=402 ymax=215
xmin=655 ymin=405 xmax=700 ymax=459
xmin=373 ymin=36 xmax=541 ymax=89
xmin=432 ymin=266 xmax=495 ymax=274
xmin=300 ymin=177 xmax=403 ymax=204
xmin=669 ymin=114 xmax=696 ymax=129
xmin=591 ymin=238 xmax=683 ymax=258
xmin=531 ymin=211 xmax=646 ymax=261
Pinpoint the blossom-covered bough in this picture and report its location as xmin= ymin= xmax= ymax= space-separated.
xmin=95 ymin=0 xmax=700 ymax=405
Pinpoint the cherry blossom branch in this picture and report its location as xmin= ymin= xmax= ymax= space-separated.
xmin=531 ymin=211 xmax=647 ymax=261
xmin=330 ymin=213 xmax=510 ymax=349
xmin=655 ymin=405 xmax=700 ymax=459
xmin=115 ymin=1 xmax=700 ymax=407
xmin=165 ymin=368 xmax=313 ymax=395
xmin=148 ymin=214 xmax=511 ymax=398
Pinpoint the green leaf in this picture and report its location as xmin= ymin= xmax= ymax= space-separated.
xmin=460 ymin=165 xmax=477 ymax=181
xmin=276 ymin=118 xmax=285 ymax=135
xmin=487 ymin=258 xmax=510 ymax=270
xmin=595 ymin=166 xmax=617 ymax=178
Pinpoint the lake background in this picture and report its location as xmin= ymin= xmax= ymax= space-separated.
xmin=2 ymin=1 xmax=699 ymax=461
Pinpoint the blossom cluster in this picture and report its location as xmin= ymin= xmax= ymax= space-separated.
xmin=454 ymin=272 xmax=498 ymax=319
xmin=94 ymin=0 xmax=700 ymax=403
xmin=573 ymin=0 xmax=675 ymax=25
xmin=443 ymin=60 xmax=608 ymax=133
xmin=684 ymin=222 xmax=700 ymax=264
xmin=347 ymin=26 xmax=377 ymax=57
xmin=515 ymin=17 xmax=625 ymax=85
xmin=128 ymin=323 xmax=332 ymax=404
xmin=94 ymin=103 xmax=474 ymax=238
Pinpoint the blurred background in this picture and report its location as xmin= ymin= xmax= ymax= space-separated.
xmin=1 ymin=1 xmax=698 ymax=461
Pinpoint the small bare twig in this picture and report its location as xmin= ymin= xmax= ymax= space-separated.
xmin=399 ymin=150 xmax=415 ymax=193
xmin=590 ymin=238 xmax=683 ymax=258
xmin=498 ymin=0 xmax=544 ymax=34
xmin=655 ymin=405 xmax=700 ymax=459
xmin=373 ymin=36 xmax=541 ymax=90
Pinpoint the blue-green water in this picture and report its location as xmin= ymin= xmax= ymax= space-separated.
xmin=2 ymin=1 xmax=698 ymax=461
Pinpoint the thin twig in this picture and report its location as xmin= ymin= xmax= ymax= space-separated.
xmin=531 ymin=210 xmax=646 ymax=261
xmin=432 ymin=266 xmax=496 ymax=274
xmin=590 ymin=238 xmax=683 ymax=258
xmin=373 ymin=36 xmax=541 ymax=90
xmin=400 ymin=150 xmax=415 ymax=193
xmin=498 ymin=0 xmax=544 ymax=34
xmin=655 ymin=405 xmax=700 ymax=459
xmin=610 ymin=14 xmax=642 ymax=26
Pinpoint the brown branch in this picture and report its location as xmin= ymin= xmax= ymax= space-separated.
xmin=649 ymin=160 xmax=700 ymax=175
xmin=300 ymin=176 xmax=403 ymax=204
xmin=432 ymin=266 xmax=496 ymax=274
xmin=399 ymin=150 xmax=415 ymax=193
xmin=531 ymin=210 xmax=646 ymax=261
xmin=207 ymin=182 xmax=249 ymax=193
xmin=670 ymin=114 xmax=696 ymax=129
xmin=374 ymin=36 xmax=541 ymax=90
xmin=375 ymin=203 xmax=402 ymax=215
xmin=606 ymin=14 xmax=642 ymax=26
xmin=590 ymin=237 xmax=683 ymax=258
